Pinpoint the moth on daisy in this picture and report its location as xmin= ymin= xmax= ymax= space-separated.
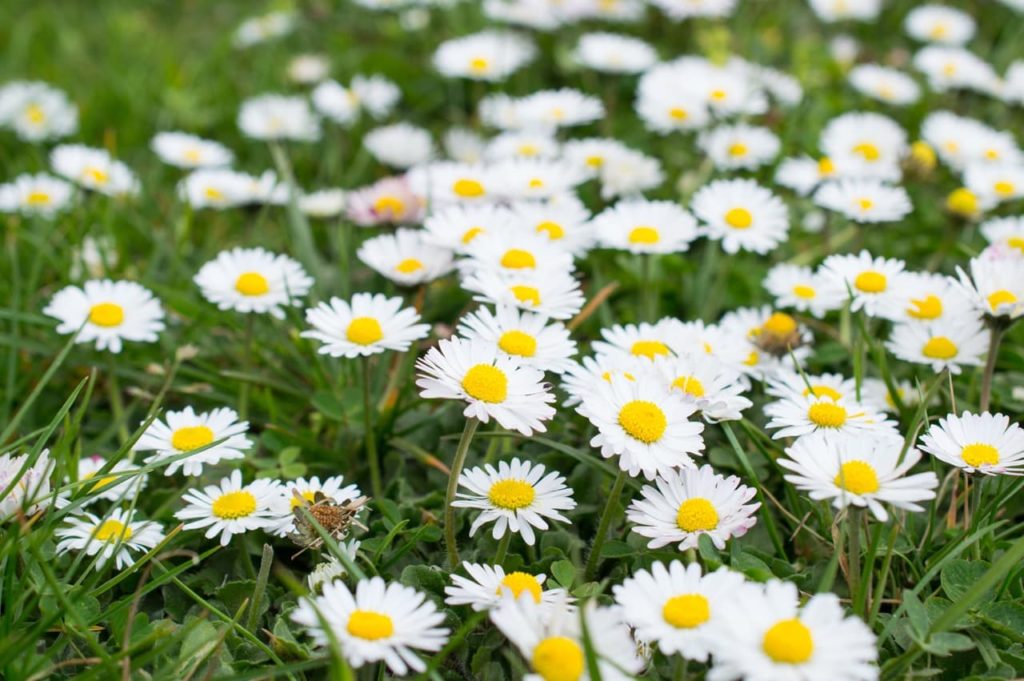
xmin=919 ymin=411 xmax=1024 ymax=476
xmin=445 ymin=562 xmax=571 ymax=612
xmin=134 ymin=406 xmax=252 ymax=476
xmin=691 ymin=178 xmax=790 ymax=255
xmin=55 ymin=509 xmax=164 ymax=571
xmin=302 ymin=293 xmax=430 ymax=358
xmin=175 ymin=470 xmax=281 ymax=546
xmin=457 ymin=305 xmax=577 ymax=374
xmin=272 ymin=474 xmax=363 ymax=535
xmin=194 ymin=247 xmax=314 ymax=319
xmin=43 ymin=279 xmax=165 ymax=353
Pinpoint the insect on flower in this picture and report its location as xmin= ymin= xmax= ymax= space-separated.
xmin=288 ymin=490 xmax=369 ymax=555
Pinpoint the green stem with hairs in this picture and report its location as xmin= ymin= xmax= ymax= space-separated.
xmin=362 ymin=357 xmax=382 ymax=499
xmin=979 ymin=323 xmax=1007 ymax=413
xmin=445 ymin=417 xmax=480 ymax=568
xmin=584 ymin=469 xmax=629 ymax=581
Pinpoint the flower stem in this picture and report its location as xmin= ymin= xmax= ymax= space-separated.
xmin=583 ymin=469 xmax=629 ymax=582
xmin=445 ymin=417 xmax=480 ymax=568
xmin=847 ymin=508 xmax=862 ymax=615
xmin=494 ymin=532 xmax=511 ymax=566
xmin=362 ymin=357 xmax=382 ymax=499
xmin=979 ymin=324 xmax=1006 ymax=413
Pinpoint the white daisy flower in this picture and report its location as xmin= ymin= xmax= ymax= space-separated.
xmin=965 ymin=162 xmax=1024 ymax=207
xmin=718 ymin=307 xmax=813 ymax=379
xmin=273 ymin=475 xmax=363 ymax=535
xmin=591 ymin=319 xmax=679 ymax=363
xmin=452 ymin=458 xmax=575 ymax=545
xmin=808 ymin=0 xmax=882 ymax=22
xmin=194 ymin=247 xmax=313 ymax=319
xmin=774 ymin=155 xmax=839 ymax=196
xmin=819 ymin=112 xmax=907 ymax=181
xmin=905 ymin=4 xmax=975 ymax=44
xmin=292 ymin=577 xmax=449 ymax=675
xmin=416 ymin=337 xmax=556 ymax=435
xmin=613 ymin=561 xmax=746 ymax=661
xmin=177 ymin=168 xmax=276 ymax=209
xmin=627 ymin=464 xmax=759 ymax=550
xmin=513 ymin=89 xmax=604 ymax=130
xmin=510 ymin=199 xmax=594 ymax=256
xmin=457 ymin=305 xmax=577 ymax=374
xmin=151 ymin=132 xmax=234 ymax=169
xmin=767 ymin=371 xmax=864 ymax=406
xmin=70 ymin=454 xmax=145 ymax=504
xmin=861 ymin=377 xmax=927 ymax=414
xmin=433 ymin=31 xmax=536 ymax=81
xmin=350 ymin=74 xmax=402 ymax=119
xmin=357 ymin=229 xmax=455 ymax=287
xmin=299 ymin=188 xmax=346 ymax=219
xmin=592 ymin=199 xmax=699 ymax=254
xmin=444 ymin=127 xmax=486 ymax=163
xmin=407 ymin=161 xmax=498 ymax=204
xmin=876 ymin=271 xmax=974 ymax=324
xmin=0 ymin=172 xmax=74 ymax=218
xmin=597 ymin=148 xmax=666 ymax=199
xmin=238 ymin=94 xmax=321 ymax=142
xmin=287 ymin=54 xmax=330 ymax=84
xmin=491 ymin=158 xmax=587 ymax=202
xmin=848 ymin=64 xmax=921 ymax=106
xmin=651 ymin=355 xmax=753 ymax=422
xmin=484 ymin=130 xmax=560 ymax=162
xmin=763 ymin=263 xmax=846 ymax=318
xmin=462 ymin=269 xmax=586 ymax=321
xmin=636 ymin=87 xmax=711 ymax=134
xmin=649 ymin=0 xmax=737 ymax=19
xmin=813 ymin=179 xmax=912 ymax=223
xmin=560 ymin=354 xmax=648 ymax=407
xmin=922 ymin=111 xmax=1022 ymax=172
xmin=445 ymin=562 xmax=570 ymax=612
xmin=50 ymin=145 xmax=140 ymax=197
xmin=779 ymin=432 xmax=939 ymax=522
xmin=422 ymin=203 xmax=514 ymax=253
xmin=302 ymin=293 xmax=429 ymax=358
xmin=55 ymin=509 xmax=164 ymax=571
xmin=691 ymin=178 xmax=789 ymax=255
xmin=0 ymin=449 xmax=54 ymax=521
xmin=574 ymin=32 xmax=657 ymax=74
xmin=459 ymin=230 xmax=575 ymax=278
xmin=698 ymin=124 xmax=781 ymax=171
xmin=311 ymin=80 xmax=360 ymax=127
xmin=577 ymin=376 xmax=705 ymax=480
xmin=765 ymin=393 xmax=894 ymax=440
xmin=886 ymin=319 xmax=988 ymax=374
xmin=920 ymin=411 xmax=1024 ymax=476
xmin=43 ymin=279 xmax=164 ymax=353
xmin=667 ymin=319 xmax=751 ymax=369
xmin=134 ymin=406 xmax=252 ymax=476
xmin=175 ymin=470 xmax=281 ymax=546
xmin=0 ymin=80 xmax=77 ymax=142
xmin=820 ymin=250 xmax=909 ymax=316
xmin=306 ymin=540 xmax=361 ymax=592
xmin=707 ymin=579 xmax=878 ymax=681
xmin=233 ymin=11 xmax=295 ymax=48
xmin=363 ymin=123 xmax=435 ymax=169
xmin=980 ymin=215 xmax=1024 ymax=254
xmin=913 ymin=46 xmax=1000 ymax=95
xmin=561 ymin=137 xmax=631 ymax=175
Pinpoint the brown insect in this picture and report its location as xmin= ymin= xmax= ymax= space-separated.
xmin=288 ymin=490 xmax=369 ymax=557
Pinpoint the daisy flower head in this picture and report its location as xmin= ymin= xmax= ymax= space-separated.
xmin=649 ymin=0 xmax=738 ymax=19
xmin=668 ymin=319 xmax=751 ymax=369
xmin=134 ymin=406 xmax=252 ymax=476
xmin=350 ymin=74 xmax=402 ymax=119
xmin=574 ymin=32 xmax=657 ymax=74
xmin=560 ymin=354 xmax=649 ymax=407
xmin=0 ymin=173 xmax=74 ymax=218
xmin=717 ymin=307 xmax=812 ymax=380
xmin=577 ymin=376 xmax=705 ymax=480
xmin=513 ymin=89 xmax=605 ymax=130
xmin=452 ymin=458 xmax=575 ymax=545
xmin=876 ymin=271 xmax=973 ymax=324
xmin=457 ymin=305 xmax=577 ymax=374
xmin=484 ymin=130 xmax=560 ymax=162
xmin=627 ymin=464 xmax=759 ymax=550
xmin=175 ymin=470 xmax=281 ymax=546
xmin=307 ymin=541 xmax=361 ymax=592
xmin=55 ymin=509 xmax=164 ymax=571
xmin=0 ymin=80 xmax=77 ymax=142
xmin=299 ymin=188 xmax=346 ymax=219
xmin=177 ymin=169 xmax=267 ymax=209
xmin=407 ymin=161 xmax=498 ymax=205
xmin=774 ymin=155 xmax=838 ymax=197
xmin=592 ymin=198 xmax=699 ymax=254
xmin=70 ymin=454 xmax=145 ymax=504
xmin=561 ymin=137 xmax=630 ymax=175
xmin=422 ymin=203 xmax=514 ymax=253
xmin=763 ymin=263 xmax=846 ymax=318
xmin=273 ymin=475 xmax=363 ymax=535
xmin=303 ymin=293 xmax=429 ymax=359
xmin=287 ymin=54 xmax=330 ymax=85
xmin=707 ymin=579 xmax=877 ymax=681
xmin=43 ymin=279 xmax=164 ymax=353
xmin=636 ymin=87 xmax=711 ymax=134
xmin=964 ymin=162 xmax=1024 ymax=208
xmin=913 ymin=46 xmax=1000 ymax=95
xmin=461 ymin=269 xmax=586 ymax=321
xmin=779 ymin=432 xmax=939 ymax=521
xmin=808 ymin=0 xmax=882 ymax=22
xmin=0 ymin=449 xmax=54 ymax=521
xmin=233 ymin=10 xmax=295 ymax=48
xmin=151 ymin=132 xmax=234 ymax=169
xmin=591 ymin=318 xmax=679 ymax=363
xmin=311 ymin=80 xmax=360 ymax=127
xmin=922 ymin=111 xmax=1022 ymax=172
xmin=459 ymin=229 xmax=575 ymax=277
xmin=363 ymin=123 xmax=435 ymax=169
xmin=819 ymin=112 xmax=907 ymax=181
xmin=920 ymin=411 xmax=1024 ymax=476
xmin=981 ymin=215 xmax=1024 ymax=254
xmin=194 ymin=248 xmax=313 ymax=319
xmin=292 ymin=577 xmax=449 ymax=675
xmin=357 ymin=228 xmax=455 ymax=287
xmin=691 ymin=178 xmax=789 ymax=255
xmin=445 ymin=562 xmax=570 ymax=612
xmin=698 ymin=124 xmax=781 ymax=171
xmin=767 ymin=371 xmax=860 ymax=405
xmin=597 ymin=147 xmax=666 ymax=199
xmin=886 ymin=319 xmax=987 ymax=374
xmin=765 ymin=392 xmax=893 ymax=441
xmin=50 ymin=145 xmax=140 ymax=197
xmin=651 ymin=355 xmax=753 ymax=422
xmin=820 ymin=250 xmax=908 ymax=316
xmin=492 ymin=158 xmax=587 ymax=201
xmin=848 ymin=64 xmax=922 ymax=106
xmin=416 ymin=337 xmax=556 ymax=435
xmin=433 ymin=30 xmax=536 ymax=81
xmin=346 ymin=175 xmax=425 ymax=227
xmin=510 ymin=199 xmax=594 ymax=256
xmin=237 ymin=93 xmax=321 ymax=142
xmin=905 ymin=4 xmax=975 ymax=44
xmin=813 ymin=179 xmax=912 ymax=224
xmin=613 ymin=561 xmax=746 ymax=661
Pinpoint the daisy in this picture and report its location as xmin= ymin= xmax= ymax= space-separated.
xmin=0 ymin=449 xmax=54 ymax=521
xmin=459 ymin=230 xmax=575 ymax=277
xmin=299 ymin=188 xmax=346 ymax=219
xmin=134 ymin=406 xmax=252 ymax=476
xmin=591 ymin=199 xmax=700 ymax=254
xmin=363 ymin=123 xmax=435 ymax=169
xmin=346 ymin=176 xmax=425 ymax=227
xmin=287 ymin=54 xmax=330 ymax=84
xmin=718 ymin=307 xmax=813 ymax=378
xmin=627 ymin=464 xmax=759 ymax=550
xmin=194 ymin=248 xmax=313 ymax=319
xmin=70 ymin=454 xmax=145 ymax=504
xmin=510 ymin=199 xmax=593 ymax=256
xmin=636 ymin=88 xmax=711 ymax=134
xmin=914 ymin=46 xmax=1000 ymax=95
xmin=0 ymin=173 xmax=74 ymax=218
xmin=577 ymin=376 xmax=705 ymax=480
xmin=813 ymin=179 xmax=912 ymax=223
xmin=707 ymin=579 xmax=877 ymax=681
xmin=445 ymin=562 xmax=570 ymax=612
xmin=886 ymin=319 xmax=988 ymax=374
xmin=484 ymin=130 xmax=560 ymax=161
xmin=350 ymin=74 xmax=402 ymax=119
xmin=292 ymin=577 xmax=449 ymax=675
xmin=765 ymin=393 xmax=893 ymax=440
xmin=457 ymin=305 xmax=577 ymax=374
xmin=774 ymin=155 xmax=838 ymax=197
xmin=50 ymin=145 xmax=140 ymax=197
xmin=416 ymin=337 xmax=556 ymax=435
xmin=920 ymin=411 xmax=1024 ymax=475
xmin=461 ymin=269 xmax=586 ymax=321
xmin=592 ymin=319 xmax=679 ymax=362
xmin=238 ymin=94 xmax=321 ymax=142
xmin=453 ymin=458 xmax=575 ymax=545
xmin=55 ymin=509 xmax=164 ymax=571
xmin=422 ymin=203 xmax=514 ymax=253
xmin=698 ymin=124 xmax=781 ymax=171
xmin=779 ymin=432 xmax=939 ymax=521
xmin=407 ymin=161 xmax=497 ymax=205
xmin=433 ymin=31 xmax=536 ymax=81
xmin=492 ymin=159 xmax=587 ymax=202
xmin=613 ymin=561 xmax=746 ymax=661
xmin=766 ymin=371 xmax=861 ymax=405
xmin=763 ymin=263 xmax=846 ymax=318
xmin=151 ymin=132 xmax=234 ymax=169
xmin=357 ymin=229 xmax=455 ymax=287
xmin=311 ymin=80 xmax=360 ymax=127
xmin=560 ymin=354 xmax=648 ymax=407
xmin=561 ymin=137 xmax=632 ymax=174
xmin=302 ymin=293 xmax=429 ymax=358
xmin=876 ymin=271 xmax=973 ymax=324
xmin=820 ymin=250 xmax=908 ymax=316
xmin=0 ymin=80 xmax=77 ymax=142
xmin=667 ymin=319 xmax=751 ymax=369
xmin=691 ymin=178 xmax=789 ymax=255
xmin=574 ymin=32 xmax=657 ymax=74
xmin=905 ymin=4 xmax=975 ymax=44
xmin=175 ymin=470 xmax=281 ymax=546
xmin=233 ymin=10 xmax=295 ymax=47
xmin=965 ymin=163 xmax=1024 ymax=207
xmin=922 ymin=111 xmax=1021 ymax=172
xmin=307 ymin=540 xmax=361 ymax=592
xmin=597 ymin=148 xmax=666 ymax=199
xmin=273 ymin=475 xmax=363 ymax=535
xmin=43 ymin=280 xmax=164 ymax=353
xmin=649 ymin=0 xmax=737 ymax=19
xmin=178 ymin=169 xmax=264 ymax=209
xmin=444 ymin=127 xmax=486 ymax=163
xmin=808 ymin=0 xmax=882 ymax=22
xmin=514 ymin=89 xmax=604 ymax=130
xmin=651 ymin=355 xmax=753 ymax=422
xmin=819 ymin=112 xmax=907 ymax=181
xmin=848 ymin=64 xmax=921 ymax=106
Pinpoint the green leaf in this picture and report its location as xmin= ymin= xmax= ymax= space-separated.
xmin=697 ymin=533 xmax=721 ymax=565
xmin=400 ymin=565 xmax=446 ymax=597
xmin=942 ymin=560 xmax=993 ymax=603
xmin=731 ymin=551 xmax=774 ymax=582
xmin=919 ymin=632 xmax=976 ymax=656
xmin=978 ymin=602 xmax=1024 ymax=643
xmin=599 ymin=540 xmax=634 ymax=558
xmin=904 ymin=589 xmax=930 ymax=638
xmin=550 ymin=560 xmax=577 ymax=589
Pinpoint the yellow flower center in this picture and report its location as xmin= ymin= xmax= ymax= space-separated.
xmin=762 ymin=618 xmax=814 ymax=664
xmin=347 ymin=610 xmax=394 ymax=640
xmin=907 ymin=295 xmax=943 ymax=320
xmin=94 ymin=519 xmax=133 ymax=543
xmin=672 ymin=375 xmax=705 ymax=397
xmin=346 ymin=317 xmax=384 ymax=346
xmin=630 ymin=340 xmax=670 ymax=359
xmin=204 ymin=186 xmax=224 ymax=200
xmin=709 ymin=89 xmax=728 ymax=101
xmin=462 ymin=364 xmax=509 ymax=403
xmin=807 ymin=402 xmax=847 ymax=428
xmin=532 ymin=637 xmax=584 ymax=681
xmin=852 ymin=142 xmax=881 ymax=161
xmin=496 ymin=572 xmax=543 ymax=602
xmin=85 ymin=167 xmax=109 ymax=185
xmin=510 ymin=285 xmax=541 ymax=306
xmin=1009 ymin=237 xmax=1024 ymax=253
xmin=183 ymin=148 xmax=203 ymax=163
xmin=854 ymin=271 xmax=886 ymax=293
xmin=930 ymin=22 xmax=948 ymax=38
xmin=987 ymin=289 xmax=1017 ymax=311
xmin=289 ymin=489 xmax=317 ymax=509
xmin=618 ymin=400 xmax=668 ymax=443
xmin=235 ymin=272 xmax=270 ymax=296
xmin=211 ymin=490 xmax=257 ymax=519
xmin=25 ymin=103 xmax=46 ymax=124
xmin=453 ymin=178 xmax=485 ymax=198
xmin=488 ymin=479 xmax=536 ymax=509
xmin=669 ymin=107 xmax=689 ymax=121
xmin=857 ymin=198 xmax=874 ymax=212
xmin=498 ymin=330 xmax=537 ymax=357
xmin=468 ymin=57 xmax=490 ymax=73
xmin=744 ymin=350 xmax=759 ymax=366
xmin=961 ymin=443 xmax=999 ymax=467
xmin=462 ymin=226 xmax=485 ymax=244
xmin=585 ymin=155 xmax=604 ymax=167
xmin=984 ymin=148 xmax=1000 ymax=161
xmin=724 ymin=207 xmax=753 ymax=229
xmin=834 ymin=460 xmax=880 ymax=494
xmin=804 ymin=385 xmax=842 ymax=401
xmin=395 ymin=258 xmax=424 ymax=274
xmin=662 ymin=593 xmax=711 ymax=628
xmin=518 ymin=144 xmax=539 ymax=157
xmin=676 ymin=497 xmax=719 ymax=532
xmin=910 ymin=141 xmax=937 ymax=170
xmin=628 ymin=226 xmax=660 ymax=244
xmin=922 ymin=336 xmax=957 ymax=360
xmin=728 ymin=142 xmax=748 ymax=157
xmin=763 ymin=312 xmax=797 ymax=336
xmin=82 ymin=470 xmax=118 ymax=492
xmin=535 ymin=221 xmax=564 ymax=240
xmin=26 ymin=191 xmax=51 ymax=205
xmin=793 ymin=284 xmax=816 ymax=299
xmin=500 ymin=249 xmax=537 ymax=269
xmin=373 ymin=194 xmax=405 ymax=215
xmin=171 ymin=425 xmax=215 ymax=452
xmin=88 ymin=302 xmax=125 ymax=328
xmin=946 ymin=188 xmax=979 ymax=216
xmin=994 ymin=181 xmax=1015 ymax=196
xmin=818 ymin=157 xmax=836 ymax=176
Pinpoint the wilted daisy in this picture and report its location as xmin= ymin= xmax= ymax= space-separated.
xmin=292 ymin=577 xmax=449 ymax=675
xmin=452 ymin=458 xmax=575 ymax=545
xmin=346 ymin=176 xmax=424 ymax=226
xmin=708 ymin=579 xmax=878 ymax=681
xmin=0 ymin=173 xmax=74 ymax=217
xmin=299 ymin=188 xmax=346 ymax=219
xmin=0 ymin=80 xmax=77 ymax=141
xmin=920 ymin=411 xmax=1024 ymax=475
xmin=613 ymin=561 xmax=746 ymax=661
xmin=848 ymin=64 xmax=922 ymax=106
xmin=302 ymin=293 xmax=429 ymax=358
xmin=0 ymin=449 xmax=53 ymax=521
xmin=175 ymin=470 xmax=281 ymax=546
xmin=43 ymin=279 xmax=164 ymax=353
xmin=273 ymin=475 xmax=363 ymax=535
xmin=462 ymin=269 xmax=586 ymax=321
xmin=574 ymin=32 xmax=657 ymax=74
xmin=70 ymin=454 xmax=145 ymax=503
xmin=416 ymin=337 xmax=556 ymax=435
xmin=651 ymin=355 xmax=753 ymax=422
xmin=905 ymin=4 xmax=975 ymax=44
xmin=592 ymin=199 xmax=699 ymax=254
xmin=691 ymin=178 xmax=789 ymax=255
xmin=134 ymin=406 xmax=252 ymax=476
xmin=457 ymin=305 xmax=577 ymax=374
xmin=50 ymin=145 xmax=140 ymax=197
xmin=627 ymin=464 xmax=759 ymax=550
xmin=763 ymin=263 xmax=846 ymax=318
xmin=820 ymin=250 xmax=908 ymax=316
xmin=433 ymin=31 xmax=536 ymax=81
xmin=813 ymin=179 xmax=912 ymax=223
xmin=357 ymin=229 xmax=455 ymax=287
xmin=765 ymin=393 xmax=892 ymax=440
xmin=698 ymin=124 xmax=781 ymax=171
xmin=194 ymin=248 xmax=313 ymax=318
xmin=238 ymin=94 xmax=320 ymax=142
xmin=779 ymin=432 xmax=938 ymax=521
xmin=151 ymin=131 xmax=233 ymax=169
xmin=886 ymin=320 xmax=987 ymax=374
xmin=363 ymin=123 xmax=435 ymax=169
xmin=445 ymin=562 xmax=570 ymax=611
xmin=55 ymin=509 xmax=164 ymax=571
